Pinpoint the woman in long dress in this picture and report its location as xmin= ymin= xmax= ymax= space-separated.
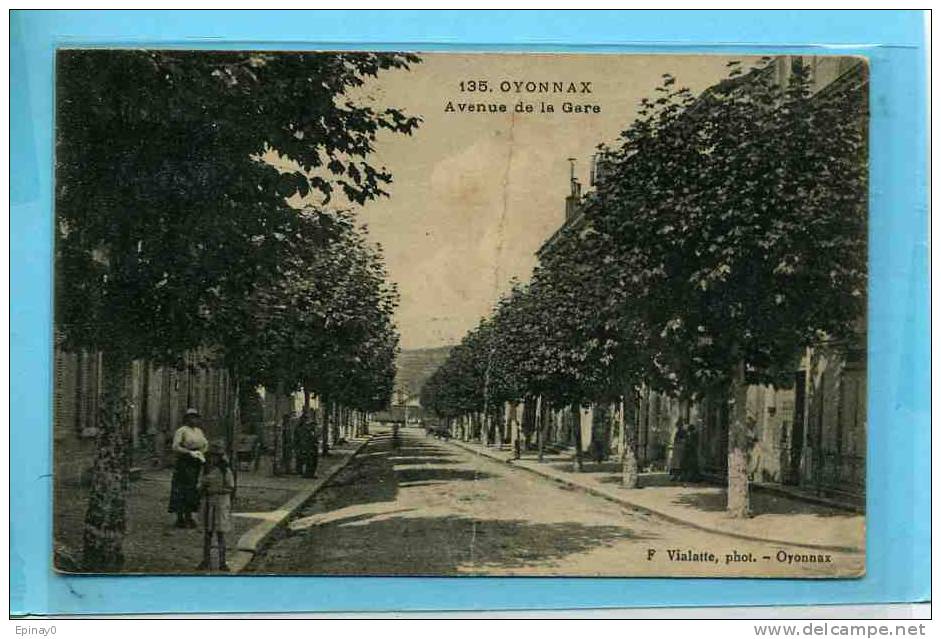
xmin=168 ymin=408 xmax=209 ymax=528
xmin=669 ymin=423 xmax=686 ymax=481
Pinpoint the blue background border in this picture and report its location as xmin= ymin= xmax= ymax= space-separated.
xmin=11 ymin=10 xmax=929 ymax=615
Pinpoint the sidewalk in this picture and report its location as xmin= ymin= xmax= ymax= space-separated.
xmin=449 ymin=439 xmax=865 ymax=554
xmin=229 ymin=435 xmax=371 ymax=572
xmin=53 ymin=435 xmax=370 ymax=574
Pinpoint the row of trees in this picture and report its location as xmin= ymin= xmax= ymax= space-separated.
xmin=55 ymin=50 xmax=420 ymax=569
xmin=220 ymin=208 xmax=400 ymax=455
xmin=422 ymin=58 xmax=868 ymax=517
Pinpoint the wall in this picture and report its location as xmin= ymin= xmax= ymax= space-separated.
xmin=53 ymin=346 xmax=238 ymax=480
xmin=802 ymin=343 xmax=866 ymax=501
xmin=518 ymin=341 xmax=865 ymax=504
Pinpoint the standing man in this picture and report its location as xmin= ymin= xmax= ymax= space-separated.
xmin=682 ymin=421 xmax=701 ymax=482
xmin=273 ymin=412 xmax=294 ymax=476
xmin=281 ymin=412 xmax=296 ymax=474
xmin=294 ymin=410 xmax=319 ymax=478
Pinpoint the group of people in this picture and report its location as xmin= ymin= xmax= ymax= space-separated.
xmin=669 ymin=421 xmax=702 ymax=482
xmin=165 ymin=407 xmax=322 ymax=571
xmin=276 ymin=409 xmax=321 ymax=478
xmin=167 ymin=407 xmax=235 ymax=572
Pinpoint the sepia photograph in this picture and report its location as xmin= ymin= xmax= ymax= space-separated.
xmin=52 ymin=51 xmax=868 ymax=578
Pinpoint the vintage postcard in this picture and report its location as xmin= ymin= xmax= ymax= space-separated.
xmin=53 ymin=51 xmax=867 ymax=577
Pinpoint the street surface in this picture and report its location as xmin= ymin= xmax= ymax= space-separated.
xmin=249 ymin=427 xmax=863 ymax=577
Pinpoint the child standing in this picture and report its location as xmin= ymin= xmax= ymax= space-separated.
xmin=197 ymin=441 xmax=235 ymax=572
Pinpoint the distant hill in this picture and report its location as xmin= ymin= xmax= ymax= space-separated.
xmin=395 ymin=346 xmax=453 ymax=399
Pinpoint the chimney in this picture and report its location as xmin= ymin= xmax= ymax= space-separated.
xmin=590 ymin=153 xmax=608 ymax=187
xmin=565 ymin=158 xmax=582 ymax=221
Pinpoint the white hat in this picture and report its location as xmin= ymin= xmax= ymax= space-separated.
xmin=184 ymin=407 xmax=200 ymax=417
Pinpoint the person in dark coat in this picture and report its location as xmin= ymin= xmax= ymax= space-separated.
xmin=280 ymin=412 xmax=295 ymax=474
xmin=669 ymin=422 xmax=687 ymax=481
xmin=294 ymin=411 xmax=319 ymax=478
xmin=682 ymin=421 xmax=701 ymax=482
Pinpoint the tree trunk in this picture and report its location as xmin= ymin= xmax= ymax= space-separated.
xmin=228 ymin=372 xmax=241 ymax=496
xmin=572 ymin=402 xmax=584 ymax=472
xmin=157 ymin=368 xmax=171 ymax=466
xmin=320 ymin=397 xmax=330 ymax=456
xmin=331 ymin=403 xmax=340 ymax=446
xmin=727 ymin=357 xmax=751 ymax=517
xmin=621 ymin=391 xmax=639 ymax=488
xmin=271 ymin=383 xmax=286 ymax=476
xmin=536 ymin=396 xmax=546 ymax=462
xmin=81 ymin=348 xmax=132 ymax=571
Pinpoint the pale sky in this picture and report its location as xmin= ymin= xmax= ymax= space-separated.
xmin=344 ymin=54 xmax=752 ymax=350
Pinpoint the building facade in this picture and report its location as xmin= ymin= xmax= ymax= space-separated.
xmin=53 ymin=344 xmax=240 ymax=482
xmin=53 ymin=340 xmax=315 ymax=483
xmin=525 ymin=56 xmax=868 ymax=506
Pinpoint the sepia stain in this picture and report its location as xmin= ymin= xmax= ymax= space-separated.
xmin=467 ymin=113 xmax=518 ymax=566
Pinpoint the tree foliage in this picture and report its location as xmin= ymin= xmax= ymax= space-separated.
xmin=56 ymin=49 xmax=419 ymax=363
xmin=422 ymin=57 xmax=867 ymax=507
xmin=55 ymin=49 xmax=419 ymax=569
xmin=214 ymin=208 xmax=400 ymax=411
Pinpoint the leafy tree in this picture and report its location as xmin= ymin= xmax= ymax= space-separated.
xmin=424 ymin=57 xmax=866 ymax=514
xmin=212 ymin=207 xmax=399 ymax=453
xmin=55 ymin=50 xmax=419 ymax=569
xmin=304 ymin=228 xmax=400 ymax=451
xmin=422 ymin=329 xmax=489 ymax=438
xmin=589 ymin=59 xmax=867 ymax=515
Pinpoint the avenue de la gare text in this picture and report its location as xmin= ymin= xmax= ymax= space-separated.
xmin=445 ymin=100 xmax=602 ymax=114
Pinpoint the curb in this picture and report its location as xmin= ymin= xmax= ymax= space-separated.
xmin=449 ymin=439 xmax=863 ymax=555
xmin=229 ymin=435 xmax=373 ymax=573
